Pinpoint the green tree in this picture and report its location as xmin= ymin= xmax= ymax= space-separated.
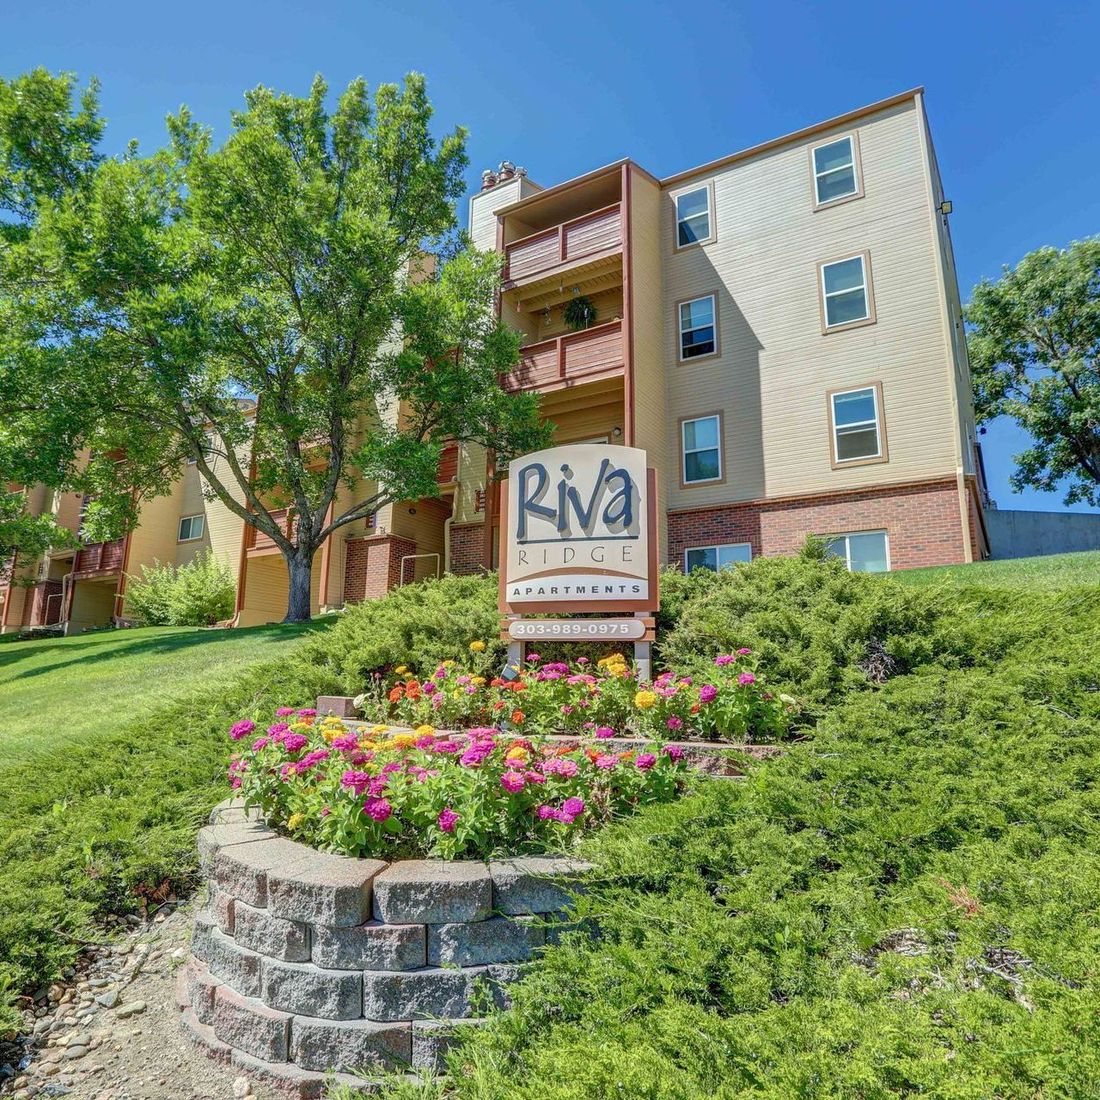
xmin=966 ymin=238 xmax=1100 ymax=506
xmin=0 ymin=70 xmax=548 ymax=621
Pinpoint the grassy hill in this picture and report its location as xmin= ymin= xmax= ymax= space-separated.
xmin=894 ymin=548 xmax=1100 ymax=591
xmin=0 ymin=619 xmax=334 ymax=759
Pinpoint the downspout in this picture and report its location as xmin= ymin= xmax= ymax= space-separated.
xmin=0 ymin=552 xmax=17 ymax=633
xmin=443 ymin=512 xmax=454 ymax=575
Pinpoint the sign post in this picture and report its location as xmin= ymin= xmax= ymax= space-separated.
xmin=498 ymin=444 xmax=659 ymax=678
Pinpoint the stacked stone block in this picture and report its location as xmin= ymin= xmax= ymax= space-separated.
xmin=178 ymin=798 xmax=589 ymax=1097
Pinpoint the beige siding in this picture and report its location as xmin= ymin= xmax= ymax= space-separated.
xmin=468 ymin=177 xmax=525 ymax=251
xmin=125 ymin=481 xmax=185 ymax=578
xmin=198 ymin=444 xmax=251 ymax=576
xmin=237 ymin=555 xmax=322 ymax=628
xmin=628 ymin=168 xmax=671 ymax=557
xmin=661 ymin=100 xmax=961 ymax=511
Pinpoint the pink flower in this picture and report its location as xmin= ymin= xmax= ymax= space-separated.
xmin=666 ymin=716 xmax=683 ymax=731
xmin=422 ymin=681 xmax=437 ymax=695
xmin=331 ymin=734 xmax=359 ymax=752
xmin=543 ymin=758 xmax=578 ymax=777
xmin=526 ymin=652 xmax=541 ymax=662
xmin=282 ymin=733 xmax=309 ymax=753
xmin=594 ymin=754 xmax=618 ymax=770
xmin=231 ymin=776 xmax=242 ymax=789
xmin=525 ymin=770 xmax=547 ymax=784
xmin=275 ymin=707 xmax=296 ymax=717
xmin=715 ymin=654 xmax=736 ymax=666
xmin=738 ymin=672 xmax=757 ymax=686
xmin=297 ymin=708 xmax=317 ymax=718
xmin=341 ymin=770 xmax=371 ymax=795
xmin=438 ymin=808 xmax=459 ymax=833
xmin=737 ymin=648 xmax=753 ymax=655
xmin=500 ymin=770 xmax=527 ymax=793
xmin=594 ymin=726 xmax=616 ymax=740
xmin=699 ymin=684 xmax=718 ymax=704
xmin=562 ymin=796 xmax=585 ymax=817
xmin=536 ymin=805 xmax=557 ymax=820
xmin=364 ymin=798 xmax=392 ymax=822
xmin=663 ymin=745 xmax=685 ymax=762
xmin=267 ymin=722 xmax=289 ymax=739
xmin=229 ymin=719 xmax=255 ymax=741
xmin=636 ymin=753 xmax=657 ymax=771
xmin=251 ymin=736 xmax=270 ymax=751
xmin=577 ymin=656 xmax=590 ymax=665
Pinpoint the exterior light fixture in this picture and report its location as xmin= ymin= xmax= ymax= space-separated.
xmin=939 ymin=200 xmax=953 ymax=215
xmin=612 ymin=427 xmax=623 ymax=438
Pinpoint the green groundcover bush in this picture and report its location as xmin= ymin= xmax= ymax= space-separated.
xmin=3 ymin=556 xmax=1099 ymax=1100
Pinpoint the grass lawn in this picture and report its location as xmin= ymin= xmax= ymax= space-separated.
xmin=893 ymin=548 xmax=1100 ymax=591
xmin=0 ymin=618 xmax=335 ymax=761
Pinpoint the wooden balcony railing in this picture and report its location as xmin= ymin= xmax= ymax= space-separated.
xmin=73 ymin=537 xmax=126 ymax=575
xmin=437 ymin=443 xmax=459 ymax=485
xmin=24 ymin=580 xmax=63 ymax=627
xmin=505 ymin=319 xmax=624 ymax=392
xmin=504 ymin=203 xmax=622 ymax=284
xmin=245 ymin=508 xmax=296 ymax=553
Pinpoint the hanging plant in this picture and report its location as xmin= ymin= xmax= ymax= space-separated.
xmin=563 ymin=295 xmax=597 ymax=331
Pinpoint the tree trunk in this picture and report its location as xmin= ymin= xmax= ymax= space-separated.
xmin=284 ymin=551 xmax=314 ymax=623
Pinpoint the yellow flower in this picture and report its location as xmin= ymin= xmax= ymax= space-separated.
xmin=443 ymin=660 xmax=456 ymax=667
xmin=469 ymin=640 xmax=486 ymax=653
xmin=361 ymin=740 xmax=378 ymax=751
xmin=634 ymin=690 xmax=658 ymax=710
xmin=393 ymin=732 xmax=417 ymax=748
xmin=371 ymin=725 xmax=388 ymax=735
xmin=598 ymin=653 xmax=625 ymax=668
xmin=471 ymin=676 xmax=486 ymax=686
xmin=452 ymin=690 xmax=463 ymax=699
xmin=395 ymin=665 xmax=408 ymax=675
xmin=321 ymin=728 xmax=337 ymax=744
xmin=505 ymin=746 xmax=529 ymax=764
xmin=287 ymin=813 xmax=306 ymax=832
xmin=414 ymin=724 xmax=435 ymax=738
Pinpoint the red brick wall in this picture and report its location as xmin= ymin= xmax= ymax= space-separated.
xmin=667 ymin=479 xmax=968 ymax=572
xmin=343 ymin=535 xmax=417 ymax=602
xmin=449 ymin=522 xmax=487 ymax=576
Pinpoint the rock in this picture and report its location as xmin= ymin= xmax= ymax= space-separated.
xmin=266 ymin=852 xmax=386 ymax=928
xmin=289 ymin=1015 xmax=411 ymax=1073
xmin=94 ymin=991 xmax=119 ymax=1009
xmin=61 ymin=1046 xmax=87 ymax=1061
xmin=311 ymin=920 xmax=425 ymax=971
xmin=490 ymin=856 xmax=591 ymax=916
xmin=233 ymin=1076 xmax=251 ymax=1098
xmin=112 ymin=1002 xmax=146 ymax=1019
xmin=260 ymin=959 xmax=362 ymax=1020
xmin=427 ymin=915 xmax=544 ymax=967
xmin=372 ymin=860 xmax=492 ymax=924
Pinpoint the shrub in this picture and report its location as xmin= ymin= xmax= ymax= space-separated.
xmin=124 ymin=551 xmax=235 ymax=626
xmin=231 ymin=709 xmax=689 ymax=860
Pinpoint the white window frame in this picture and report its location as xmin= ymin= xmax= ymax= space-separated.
xmin=812 ymin=135 xmax=860 ymax=207
xmin=830 ymin=385 xmax=883 ymax=464
xmin=678 ymin=294 xmax=718 ymax=362
xmin=178 ymin=514 xmax=205 ymax=542
xmin=683 ymin=542 xmax=753 ymax=573
xmin=820 ymin=253 xmax=871 ymax=329
xmin=673 ymin=183 xmax=715 ymax=250
xmin=680 ymin=414 xmax=723 ymax=485
xmin=824 ymin=530 xmax=891 ymax=573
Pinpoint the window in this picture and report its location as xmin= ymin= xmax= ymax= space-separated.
xmin=681 ymin=414 xmax=722 ymax=484
xmin=674 ymin=184 xmax=713 ymax=248
xmin=178 ymin=514 xmax=205 ymax=542
xmin=812 ymin=135 xmax=860 ymax=206
xmin=685 ymin=543 xmax=752 ymax=573
xmin=678 ymin=295 xmax=717 ymax=360
xmin=830 ymin=385 xmax=884 ymax=463
xmin=824 ymin=531 xmax=889 ymax=573
xmin=820 ymin=254 xmax=872 ymax=329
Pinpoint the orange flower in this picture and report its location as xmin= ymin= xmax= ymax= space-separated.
xmin=492 ymin=700 xmax=505 ymax=711
xmin=387 ymin=687 xmax=404 ymax=703
xmin=511 ymin=709 xmax=526 ymax=725
xmin=491 ymin=677 xmax=506 ymax=687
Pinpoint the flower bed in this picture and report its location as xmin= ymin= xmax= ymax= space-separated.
xmin=363 ymin=649 xmax=795 ymax=742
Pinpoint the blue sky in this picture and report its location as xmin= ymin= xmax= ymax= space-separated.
xmin=4 ymin=0 xmax=1097 ymax=512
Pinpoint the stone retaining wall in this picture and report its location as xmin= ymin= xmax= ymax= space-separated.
xmin=178 ymin=798 xmax=589 ymax=1098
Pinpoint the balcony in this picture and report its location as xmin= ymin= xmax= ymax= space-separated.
xmin=505 ymin=320 xmax=624 ymax=393
xmin=245 ymin=508 xmax=296 ymax=555
xmin=504 ymin=204 xmax=621 ymax=287
xmin=73 ymin=537 xmax=126 ymax=575
xmin=436 ymin=443 xmax=459 ymax=485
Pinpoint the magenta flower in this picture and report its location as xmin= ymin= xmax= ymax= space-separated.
xmin=525 ymin=770 xmax=547 ymax=784
xmin=667 ymin=716 xmax=683 ymax=731
xmin=536 ymin=805 xmax=557 ymax=820
xmin=341 ymin=770 xmax=371 ymax=795
xmin=251 ymin=736 xmax=270 ymax=752
xmin=275 ymin=707 xmax=296 ymax=717
xmin=543 ymin=758 xmax=578 ymax=777
xmin=699 ymin=684 xmax=718 ymax=704
xmin=281 ymin=733 xmax=309 ymax=753
xmin=422 ymin=681 xmax=437 ymax=695
xmin=594 ymin=754 xmax=618 ymax=770
xmin=267 ymin=722 xmax=289 ymax=739
xmin=594 ymin=726 xmax=615 ymax=740
xmin=636 ymin=753 xmax=657 ymax=771
xmin=715 ymin=654 xmax=735 ymax=666
xmin=297 ymin=708 xmax=317 ymax=718
xmin=664 ymin=745 xmax=685 ymax=762
xmin=331 ymin=733 xmax=359 ymax=752
xmin=526 ymin=652 xmax=541 ymax=663
xmin=577 ymin=656 xmax=590 ymax=665
xmin=737 ymin=647 xmax=753 ymax=655
xmin=562 ymin=796 xmax=585 ymax=817
xmin=364 ymin=798 xmax=392 ymax=822
xmin=230 ymin=776 xmax=242 ymax=789
xmin=438 ymin=808 xmax=459 ymax=833
xmin=229 ymin=719 xmax=255 ymax=741
xmin=500 ymin=770 xmax=527 ymax=793
xmin=738 ymin=672 xmax=756 ymax=686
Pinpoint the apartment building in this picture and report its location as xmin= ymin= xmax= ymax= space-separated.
xmin=1 ymin=87 xmax=988 ymax=635
xmin=449 ymin=86 xmax=989 ymax=577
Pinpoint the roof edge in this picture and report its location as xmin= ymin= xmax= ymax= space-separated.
xmin=660 ymin=87 xmax=925 ymax=188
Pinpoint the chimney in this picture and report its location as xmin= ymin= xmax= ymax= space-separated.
xmin=497 ymin=160 xmax=516 ymax=182
xmin=480 ymin=168 xmax=498 ymax=191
